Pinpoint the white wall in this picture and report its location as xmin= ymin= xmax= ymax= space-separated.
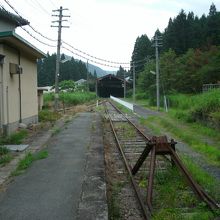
xmin=110 ymin=96 xmax=133 ymax=111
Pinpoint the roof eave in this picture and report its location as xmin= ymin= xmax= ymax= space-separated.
xmin=0 ymin=31 xmax=46 ymax=58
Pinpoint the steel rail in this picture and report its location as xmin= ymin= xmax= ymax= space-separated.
xmin=168 ymin=145 xmax=219 ymax=210
xmin=109 ymin=101 xmax=151 ymax=141
xmin=107 ymin=101 xmax=219 ymax=212
xmin=105 ymin=103 xmax=151 ymax=220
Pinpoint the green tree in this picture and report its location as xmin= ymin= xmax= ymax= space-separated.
xmin=116 ymin=66 xmax=127 ymax=79
xmin=59 ymin=80 xmax=75 ymax=92
xmin=131 ymin=34 xmax=154 ymax=74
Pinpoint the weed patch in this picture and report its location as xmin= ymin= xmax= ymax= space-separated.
xmin=0 ymin=129 xmax=28 ymax=145
xmin=11 ymin=150 xmax=48 ymax=176
xmin=52 ymin=127 xmax=61 ymax=136
xmin=0 ymin=146 xmax=9 ymax=155
xmin=0 ymin=155 xmax=13 ymax=166
xmin=39 ymin=110 xmax=61 ymax=122
xmin=109 ymin=182 xmax=124 ymax=219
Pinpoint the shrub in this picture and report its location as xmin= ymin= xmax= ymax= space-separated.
xmin=0 ymin=146 xmax=9 ymax=155
xmin=39 ymin=110 xmax=61 ymax=122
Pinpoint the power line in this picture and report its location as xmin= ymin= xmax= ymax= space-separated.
xmin=1 ymin=1 xmax=154 ymax=69
xmin=0 ymin=4 xmax=56 ymax=48
xmin=48 ymin=0 xmax=57 ymax=8
xmin=62 ymin=46 xmax=130 ymax=69
xmin=3 ymin=0 xmax=57 ymax=42
xmin=62 ymin=41 xmax=131 ymax=65
xmin=2 ymin=0 xmax=150 ymax=67
xmin=31 ymin=0 xmax=51 ymax=16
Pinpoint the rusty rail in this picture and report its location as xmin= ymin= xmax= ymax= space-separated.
xmin=105 ymin=102 xmax=151 ymax=220
xmin=105 ymin=101 xmax=219 ymax=217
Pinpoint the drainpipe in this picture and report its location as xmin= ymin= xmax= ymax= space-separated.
xmin=6 ymin=86 xmax=9 ymax=127
xmin=18 ymin=51 xmax=22 ymax=123
xmin=0 ymin=63 xmax=4 ymax=132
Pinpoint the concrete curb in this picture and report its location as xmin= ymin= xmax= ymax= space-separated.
xmin=77 ymin=113 xmax=108 ymax=220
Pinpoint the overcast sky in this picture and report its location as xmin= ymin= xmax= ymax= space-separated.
xmin=1 ymin=0 xmax=220 ymax=70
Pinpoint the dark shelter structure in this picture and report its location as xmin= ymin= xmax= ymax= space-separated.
xmin=97 ymin=74 xmax=125 ymax=98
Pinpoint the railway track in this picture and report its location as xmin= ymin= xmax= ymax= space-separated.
xmin=104 ymin=101 xmax=219 ymax=219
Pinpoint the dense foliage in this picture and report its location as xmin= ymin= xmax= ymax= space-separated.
xmin=132 ymin=3 xmax=220 ymax=97
xmin=37 ymin=53 xmax=94 ymax=86
xmin=168 ymin=90 xmax=220 ymax=128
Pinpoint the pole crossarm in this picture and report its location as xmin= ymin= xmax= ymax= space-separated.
xmin=51 ymin=6 xmax=70 ymax=111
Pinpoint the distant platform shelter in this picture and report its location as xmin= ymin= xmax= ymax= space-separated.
xmin=97 ymin=74 xmax=125 ymax=98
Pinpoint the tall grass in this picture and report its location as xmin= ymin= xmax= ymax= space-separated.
xmin=168 ymin=90 xmax=220 ymax=127
xmin=59 ymin=92 xmax=96 ymax=105
xmin=169 ymin=90 xmax=220 ymax=113
xmin=0 ymin=129 xmax=28 ymax=145
xmin=43 ymin=92 xmax=96 ymax=106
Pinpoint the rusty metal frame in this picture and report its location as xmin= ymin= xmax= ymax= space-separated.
xmin=106 ymin=101 xmax=219 ymax=215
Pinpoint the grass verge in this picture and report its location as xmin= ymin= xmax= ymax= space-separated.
xmin=142 ymin=115 xmax=220 ymax=166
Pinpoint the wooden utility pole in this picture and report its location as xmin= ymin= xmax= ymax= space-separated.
xmin=51 ymin=6 xmax=70 ymax=111
xmin=153 ymin=32 xmax=162 ymax=111
xmin=86 ymin=60 xmax=89 ymax=92
xmin=124 ymin=69 xmax=126 ymax=99
xmin=133 ymin=62 xmax=135 ymax=102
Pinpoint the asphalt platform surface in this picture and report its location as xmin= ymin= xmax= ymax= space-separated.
xmin=0 ymin=112 xmax=107 ymax=220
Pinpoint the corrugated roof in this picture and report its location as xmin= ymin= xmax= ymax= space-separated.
xmin=97 ymin=74 xmax=124 ymax=82
xmin=0 ymin=8 xmax=29 ymax=27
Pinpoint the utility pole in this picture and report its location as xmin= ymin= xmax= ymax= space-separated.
xmin=86 ymin=60 xmax=89 ymax=92
xmin=153 ymin=32 xmax=162 ymax=111
xmin=124 ymin=69 xmax=126 ymax=99
xmin=51 ymin=6 xmax=70 ymax=111
xmin=133 ymin=62 xmax=135 ymax=102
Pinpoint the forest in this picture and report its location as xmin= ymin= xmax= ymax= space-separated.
xmin=37 ymin=53 xmax=96 ymax=87
xmin=128 ymin=3 xmax=220 ymax=99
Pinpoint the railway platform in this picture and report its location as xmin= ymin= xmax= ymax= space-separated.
xmin=0 ymin=112 xmax=108 ymax=220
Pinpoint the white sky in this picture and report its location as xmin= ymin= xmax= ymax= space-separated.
xmin=1 ymin=0 xmax=220 ymax=70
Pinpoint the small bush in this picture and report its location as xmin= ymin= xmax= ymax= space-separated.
xmin=136 ymin=92 xmax=148 ymax=100
xmin=17 ymin=153 xmax=34 ymax=171
xmin=0 ymin=129 xmax=28 ymax=145
xmin=0 ymin=155 xmax=13 ymax=166
xmin=0 ymin=146 xmax=9 ymax=155
xmin=39 ymin=110 xmax=61 ymax=122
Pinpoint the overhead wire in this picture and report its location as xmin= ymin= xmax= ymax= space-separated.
xmin=62 ymin=46 xmax=130 ymax=69
xmin=62 ymin=41 xmax=130 ymax=65
xmin=1 ymin=0 xmax=152 ymax=69
xmin=0 ymin=4 xmax=56 ymax=48
xmin=3 ymin=0 xmax=57 ymax=42
xmin=48 ymin=0 xmax=57 ymax=8
xmin=30 ymin=0 xmax=51 ymax=16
